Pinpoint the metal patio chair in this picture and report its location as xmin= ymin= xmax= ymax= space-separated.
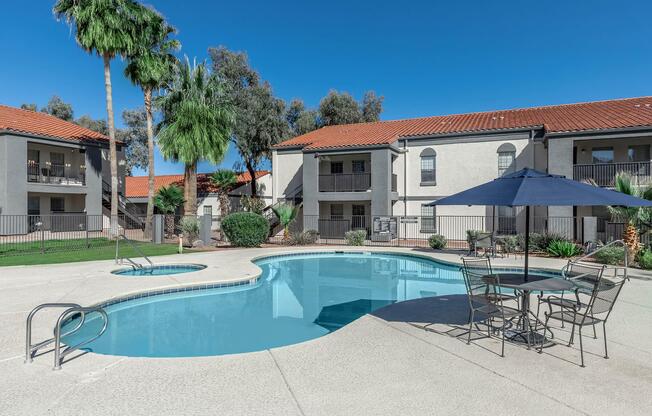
xmin=461 ymin=265 xmax=523 ymax=357
xmin=473 ymin=232 xmax=495 ymax=257
xmin=461 ymin=257 xmax=520 ymax=306
xmin=537 ymin=272 xmax=627 ymax=367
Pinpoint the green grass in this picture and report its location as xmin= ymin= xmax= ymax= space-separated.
xmin=0 ymin=239 xmax=184 ymax=267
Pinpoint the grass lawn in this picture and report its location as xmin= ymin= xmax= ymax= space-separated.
xmin=0 ymin=239 xmax=185 ymax=267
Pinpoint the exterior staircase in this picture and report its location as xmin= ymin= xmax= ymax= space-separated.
xmin=264 ymin=185 xmax=303 ymax=236
xmin=102 ymin=179 xmax=146 ymax=229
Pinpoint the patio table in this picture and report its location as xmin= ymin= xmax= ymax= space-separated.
xmin=483 ymin=273 xmax=575 ymax=347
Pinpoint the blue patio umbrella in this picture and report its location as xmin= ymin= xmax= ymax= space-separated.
xmin=429 ymin=168 xmax=652 ymax=278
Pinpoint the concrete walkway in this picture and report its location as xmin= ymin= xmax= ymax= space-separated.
xmin=0 ymin=247 xmax=651 ymax=415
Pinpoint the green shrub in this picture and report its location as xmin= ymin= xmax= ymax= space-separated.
xmin=179 ymin=216 xmax=200 ymax=246
xmin=515 ymin=232 xmax=573 ymax=252
xmin=466 ymin=230 xmax=482 ymax=244
xmin=592 ymin=246 xmax=625 ymax=265
xmin=239 ymin=195 xmax=265 ymax=214
xmin=546 ymin=240 xmax=582 ymax=258
xmin=499 ymin=235 xmax=519 ymax=253
xmin=221 ymin=212 xmax=269 ymax=247
xmin=428 ymin=234 xmax=447 ymax=249
xmin=345 ymin=230 xmax=367 ymax=246
xmin=638 ymin=250 xmax=652 ymax=269
xmin=289 ymin=230 xmax=319 ymax=246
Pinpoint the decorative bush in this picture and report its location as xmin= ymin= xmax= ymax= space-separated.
xmin=499 ymin=235 xmax=519 ymax=254
xmin=515 ymin=232 xmax=573 ymax=252
xmin=638 ymin=250 xmax=652 ymax=269
xmin=546 ymin=240 xmax=582 ymax=258
xmin=428 ymin=234 xmax=447 ymax=249
xmin=345 ymin=230 xmax=367 ymax=246
xmin=239 ymin=195 xmax=265 ymax=214
xmin=289 ymin=230 xmax=319 ymax=246
xmin=179 ymin=216 xmax=200 ymax=246
xmin=221 ymin=212 xmax=269 ymax=247
xmin=465 ymin=230 xmax=482 ymax=244
xmin=593 ymin=246 xmax=626 ymax=265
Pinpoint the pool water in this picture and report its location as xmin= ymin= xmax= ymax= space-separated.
xmin=112 ymin=264 xmax=206 ymax=276
xmin=63 ymin=253 xmax=547 ymax=357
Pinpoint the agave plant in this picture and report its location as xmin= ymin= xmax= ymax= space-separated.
xmin=608 ymin=172 xmax=652 ymax=260
xmin=272 ymin=203 xmax=302 ymax=241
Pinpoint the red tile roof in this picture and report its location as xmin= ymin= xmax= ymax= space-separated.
xmin=275 ymin=97 xmax=652 ymax=151
xmin=125 ymin=171 xmax=270 ymax=198
xmin=0 ymin=104 xmax=109 ymax=143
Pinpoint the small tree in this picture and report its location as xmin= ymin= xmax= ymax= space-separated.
xmin=608 ymin=172 xmax=652 ymax=261
xmin=210 ymin=169 xmax=237 ymax=217
xmin=154 ymin=185 xmax=184 ymax=237
xmin=272 ymin=203 xmax=301 ymax=241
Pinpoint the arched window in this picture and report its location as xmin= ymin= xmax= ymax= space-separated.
xmin=497 ymin=143 xmax=516 ymax=176
xmin=420 ymin=148 xmax=436 ymax=184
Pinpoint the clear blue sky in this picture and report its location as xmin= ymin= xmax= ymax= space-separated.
xmin=1 ymin=0 xmax=651 ymax=176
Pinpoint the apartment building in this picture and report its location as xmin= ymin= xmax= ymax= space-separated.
xmin=272 ymin=97 xmax=652 ymax=243
xmin=0 ymin=105 xmax=125 ymax=234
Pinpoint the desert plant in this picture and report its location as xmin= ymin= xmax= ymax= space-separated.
xmin=638 ymin=249 xmax=652 ymax=269
xmin=272 ymin=203 xmax=302 ymax=240
xmin=345 ymin=230 xmax=367 ymax=246
xmin=593 ymin=246 xmax=626 ymax=265
xmin=499 ymin=235 xmax=519 ymax=254
xmin=546 ymin=240 xmax=582 ymax=258
xmin=428 ymin=234 xmax=447 ymax=250
xmin=221 ymin=212 xmax=269 ymax=247
xmin=179 ymin=216 xmax=200 ymax=246
xmin=240 ymin=195 xmax=266 ymax=214
xmin=154 ymin=185 xmax=184 ymax=237
xmin=289 ymin=230 xmax=319 ymax=246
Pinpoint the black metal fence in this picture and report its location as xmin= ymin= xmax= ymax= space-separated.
xmin=0 ymin=214 xmax=147 ymax=257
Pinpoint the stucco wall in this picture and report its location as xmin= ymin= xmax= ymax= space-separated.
xmin=272 ymin=149 xmax=303 ymax=202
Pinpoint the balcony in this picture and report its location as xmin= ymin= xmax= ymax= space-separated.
xmin=573 ymin=162 xmax=652 ymax=187
xmin=319 ymin=173 xmax=371 ymax=192
xmin=27 ymin=162 xmax=86 ymax=186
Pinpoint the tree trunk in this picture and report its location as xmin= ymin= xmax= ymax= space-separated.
xmin=623 ymin=222 xmax=640 ymax=263
xmin=184 ymin=162 xmax=197 ymax=216
xmin=246 ymin=160 xmax=257 ymax=197
xmin=144 ymin=87 xmax=155 ymax=239
xmin=103 ymin=54 xmax=119 ymax=237
xmin=219 ymin=191 xmax=230 ymax=217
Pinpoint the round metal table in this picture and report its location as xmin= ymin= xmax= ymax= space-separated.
xmin=483 ymin=273 xmax=575 ymax=347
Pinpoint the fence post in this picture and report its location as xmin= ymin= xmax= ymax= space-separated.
xmin=40 ymin=221 xmax=45 ymax=254
xmin=152 ymin=214 xmax=164 ymax=244
xmin=85 ymin=215 xmax=90 ymax=248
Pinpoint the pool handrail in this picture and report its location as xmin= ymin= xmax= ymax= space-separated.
xmin=115 ymin=234 xmax=154 ymax=270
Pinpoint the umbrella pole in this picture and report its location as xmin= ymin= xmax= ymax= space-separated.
xmin=524 ymin=206 xmax=530 ymax=281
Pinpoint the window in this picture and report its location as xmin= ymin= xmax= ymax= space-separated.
xmin=628 ymin=145 xmax=650 ymax=162
xmin=51 ymin=197 xmax=65 ymax=213
xmin=421 ymin=204 xmax=436 ymax=233
xmin=592 ymin=147 xmax=614 ymax=164
xmin=50 ymin=152 xmax=65 ymax=177
xmin=497 ymin=143 xmax=516 ymax=176
xmin=420 ymin=148 xmax=436 ymax=184
xmin=330 ymin=204 xmax=344 ymax=219
xmin=352 ymin=160 xmax=365 ymax=173
xmin=330 ymin=161 xmax=343 ymax=174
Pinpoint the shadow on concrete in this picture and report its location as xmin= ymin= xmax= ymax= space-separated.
xmin=371 ymin=294 xmax=473 ymax=326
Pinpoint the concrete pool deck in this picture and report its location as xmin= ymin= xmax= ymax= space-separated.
xmin=0 ymin=247 xmax=651 ymax=415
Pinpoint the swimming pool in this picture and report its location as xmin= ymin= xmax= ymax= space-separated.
xmin=63 ymin=252 xmax=555 ymax=357
xmin=112 ymin=264 xmax=206 ymax=277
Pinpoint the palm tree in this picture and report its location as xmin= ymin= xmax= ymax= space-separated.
xmin=54 ymin=0 xmax=153 ymax=235
xmin=608 ymin=172 xmax=652 ymax=260
xmin=156 ymin=58 xmax=233 ymax=216
xmin=210 ymin=169 xmax=237 ymax=217
xmin=154 ymin=185 xmax=184 ymax=237
xmin=124 ymin=7 xmax=180 ymax=238
xmin=272 ymin=202 xmax=302 ymax=241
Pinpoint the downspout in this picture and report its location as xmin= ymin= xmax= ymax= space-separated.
xmin=403 ymin=139 xmax=407 ymax=216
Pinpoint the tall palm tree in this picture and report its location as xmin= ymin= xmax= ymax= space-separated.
xmin=54 ymin=0 xmax=153 ymax=235
xmin=154 ymin=184 xmax=184 ymax=237
xmin=609 ymin=172 xmax=652 ymax=260
xmin=272 ymin=202 xmax=302 ymax=241
xmin=124 ymin=7 xmax=180 ymax=238
xmin=156 ymin=58 xmax=233 ymax=216
xmin=210 ymin=169 xmax=237 ymax=217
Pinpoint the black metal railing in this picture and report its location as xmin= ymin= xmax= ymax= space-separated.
xmin=27 ymin=162 xmax=85 ymax=185
xmin=319 ymin=173 xmax=371 ymax=192
xmin=573 ymin=161 xmax=652 ymax=187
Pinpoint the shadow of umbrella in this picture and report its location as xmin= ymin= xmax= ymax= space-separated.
xmin=371 ymin=294 xmax=473 ymax=326
xmin=314 ymin=299 xmax=396 ymax=331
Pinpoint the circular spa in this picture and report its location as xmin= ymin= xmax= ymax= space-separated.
xmin=111 ymin=263 xmax=207 ymax=277
xmin=64 ymin=252 xmax=560 ymax=357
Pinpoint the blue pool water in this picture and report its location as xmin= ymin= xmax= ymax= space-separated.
xmin=63 ymin=253 xmax=553 ymax=357
xmin=112 ymin=264 xmax=206 ymax=276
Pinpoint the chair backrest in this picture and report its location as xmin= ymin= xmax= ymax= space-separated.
xmin=586 ymin=277 xmax=627 ymax=318
xmin=461 ymin=258 xmax=499 ymax=308
xmin=461 ymin=257 xmax=493 ymax=276
xmin=475 ymin=232 xmax=494 ymax=249
xmin=564 ymin=261 xmax=606 ymax=284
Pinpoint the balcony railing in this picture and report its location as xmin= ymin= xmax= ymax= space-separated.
xmin=573 ymin=161 xmax=652 ymax=187
xmin=319 ymin=173 xmax=371 ymax=192
xmin=27 ymin=162 xmax=85 ymax=186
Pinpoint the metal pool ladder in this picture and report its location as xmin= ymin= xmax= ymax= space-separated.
xmin=25 ymin=303 xmax=109 ymax=370
xmin=115 ymin=234 xmax=154 ymax=271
